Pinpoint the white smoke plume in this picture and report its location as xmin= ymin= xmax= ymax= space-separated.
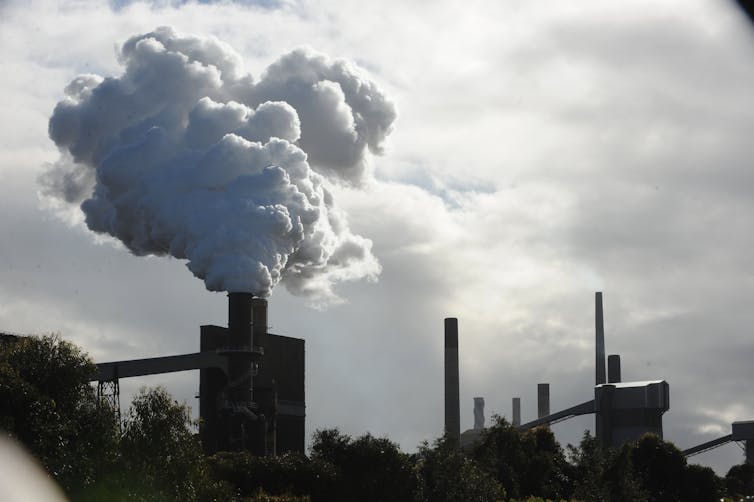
xmin=44 ymin=26 xmax=396 ymax=302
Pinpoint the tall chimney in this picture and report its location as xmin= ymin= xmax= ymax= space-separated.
xmin=607 ymin=354 xmax=621 ymax=383
xmin=444 ymin=318 xmax=460 ymax=447
xmin=251 ymin=297 xmax=268 ymax=338
xmin=228 ymin=292 xmax=254 ymax=405
xmin=537 ymin=383 xmax=550 ymax=418
xmin=537 ymin=383 xmax=550 ymax=419
xmin=512 ymin=397 xmax=521 ymax=426
xmin=595 ymin=292 xmax=606 ymax=386
xmin=473 ymin=397 xmax=485 ymax=430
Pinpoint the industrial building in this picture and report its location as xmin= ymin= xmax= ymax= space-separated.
xmin=94 ymin=294 xmax=305 ymax=456
xmin=3 ymin=289 xmax=750 ymax=466
xmin=450 ymin=292 xmax=751 ymax=464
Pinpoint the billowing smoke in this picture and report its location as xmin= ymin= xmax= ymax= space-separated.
xmin=44 ymin=26 xmax=396 ymax=302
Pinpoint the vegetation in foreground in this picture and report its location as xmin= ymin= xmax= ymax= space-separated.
xmin=1 ymin=334 xmax=752 ymax=501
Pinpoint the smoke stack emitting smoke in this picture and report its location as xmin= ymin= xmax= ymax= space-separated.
xmin=44 ymin=27 xmax=396 ymax=302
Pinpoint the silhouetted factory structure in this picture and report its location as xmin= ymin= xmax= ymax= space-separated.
xmin=3 ymin=289 xmax=751 ymax=466
xmin=446 ymin=292 xmax=753 ymax=464
xmin=94 ymin=294 xmax=305 ymax=456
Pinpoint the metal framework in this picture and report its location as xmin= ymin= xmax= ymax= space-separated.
xmin=519 ymin=399 xmax=595 ymax=430
xmin=96 ymin=377 xmax=121 ymax=428
xmin=92 ymin=351 xmax=232 ymax=432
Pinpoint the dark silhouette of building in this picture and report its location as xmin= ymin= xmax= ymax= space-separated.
xmin=684 ymin=421 xmax=754 ymax=464
xmin=455 ymin=291 xmax=671 ymax=450
xmin=199 ymin=296 xmax=304 ymax=455
xmin=94 ymin=294 xmax=305 ymax=456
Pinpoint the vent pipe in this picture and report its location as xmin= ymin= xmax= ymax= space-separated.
xmin=444 ymin=318 xmax=460 ymax=447
xmin=607 ymin=354 xmax=621 ymax=383
xmin=512 ymin=397 xmax=521 ymax=426
xmin=537 ymin=383 xmax=550 ymax=419
xmin=595 ymin=292 xmax=606 ymax=385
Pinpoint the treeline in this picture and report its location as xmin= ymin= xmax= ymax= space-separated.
xmin=1 ymin=334 xmax=752 ymax=501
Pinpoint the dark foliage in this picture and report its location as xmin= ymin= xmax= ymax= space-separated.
xmin=726 ymin=462 xmax=754 ymax=499
xmin=415 ymin=435 xmax=504 ymax=502
xmin=471 ymin=416 xmax=572 ymax=500
xmin=309 ymin=428 xmax=418 ymax=502
xmin=681 ymin=463 xmax=723 ymax=502
xmin=118 ymin=387 xmax=213 ymax=500
xmin=208 ymin=450 xmax=336 ymax=501
xmin=0 ymin=334 xmax=120 ymax=494
xmin=73 ymin=386 xmax=225 ymax=502
xmin=568 ymin=431 xmax=646 ymax=502
xmin=599 ymin=442 xmax=648 ymax=502
xmin=568 ymin=432 xmax=727 ymax=502
xmin=630 ymin=433 xmax=687 ymax=502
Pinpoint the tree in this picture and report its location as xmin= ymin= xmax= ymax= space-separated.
xmin=568 ymin=431 xmax=725 ymax=502
xmin=0 ymin=335 xmax=225 ymax=501
xmin=520 ymin=425 xmax=573 ymax=499
xmin=415 ymin=435 xmax=504 ymax=502
xmin=0 ymin=334 xmax=119 ymax=494
xmin=630 ymin=434 xmax=687 ymax=502
xmin=602 ymin=443 xmax=649 ymax=502
xmin=207 ymin=450 xmax=336 ymax=501
xmin=568 ymin=432 xmax=647 ymax=502
xmin=681 ymin=464 xmax=723 ymax=502
xmin=471 ymin=416 xmax=572 ymax=500
xmin=116 ymin=386 xmax=213 ymax=501
xmin=77 ymin=386 xmax=225 ymax=501
xmin=470 ymin=417 xmax=529 ymax=498
xmin=567 ymin=432 xmax=610 ymax=501
xmin=725 ymin=462 xmax=754 ymax=499
xmin=309 ymin=428 xmax=418 ymax=502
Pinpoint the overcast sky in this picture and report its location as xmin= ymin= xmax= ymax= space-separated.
xmin=2 ymin=0 xmax=754 ymax=475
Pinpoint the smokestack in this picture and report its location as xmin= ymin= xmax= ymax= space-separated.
xmin=228 ymin=292 xmax=255 ymax=405
xmin=595 ymin=292 xmax=606 ymax=386
xmin=537 ymin=383 xmax=550 ymax=419
xmin=251 ymin=297 xmax=268 ymax=339
xmin=473 ymin=397 xmax=485 ymax=430
xmin=444 ymin=318 xmax=460 ymax=447
xmin=512 ymin=397 xmax=521 ymax=426
xmin=607 ymin=354 xmax=621 ymax=383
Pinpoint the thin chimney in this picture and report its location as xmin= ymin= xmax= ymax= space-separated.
xmin=537 ymin=383 xmax=550 ymax=419
xmin=607 ymin=354 xmax=621 ymax=383
xmin=444 ymin=318 xmax=460 ymax=447
xmin=595 ymin=292 xmax=606 ymax=385
xmin=512 ymin=397 xmax=521 ymax=426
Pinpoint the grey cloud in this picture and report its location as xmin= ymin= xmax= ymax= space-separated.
xmin=120 ymin=26 xmax=245 ymax=82
xmin=240 ymin=48 xmax=398 ymax=184
xmin=185 ymin=98 xmax=301 ymax=148
xmin=38 ymin=153 xmax=94 ymax=204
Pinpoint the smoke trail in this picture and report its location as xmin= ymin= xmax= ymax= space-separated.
xmin=44 ymin=26 xmax=396 ymax=302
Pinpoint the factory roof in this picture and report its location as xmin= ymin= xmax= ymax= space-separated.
xmin=596 ymin=380 xmax=665 ymax=388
